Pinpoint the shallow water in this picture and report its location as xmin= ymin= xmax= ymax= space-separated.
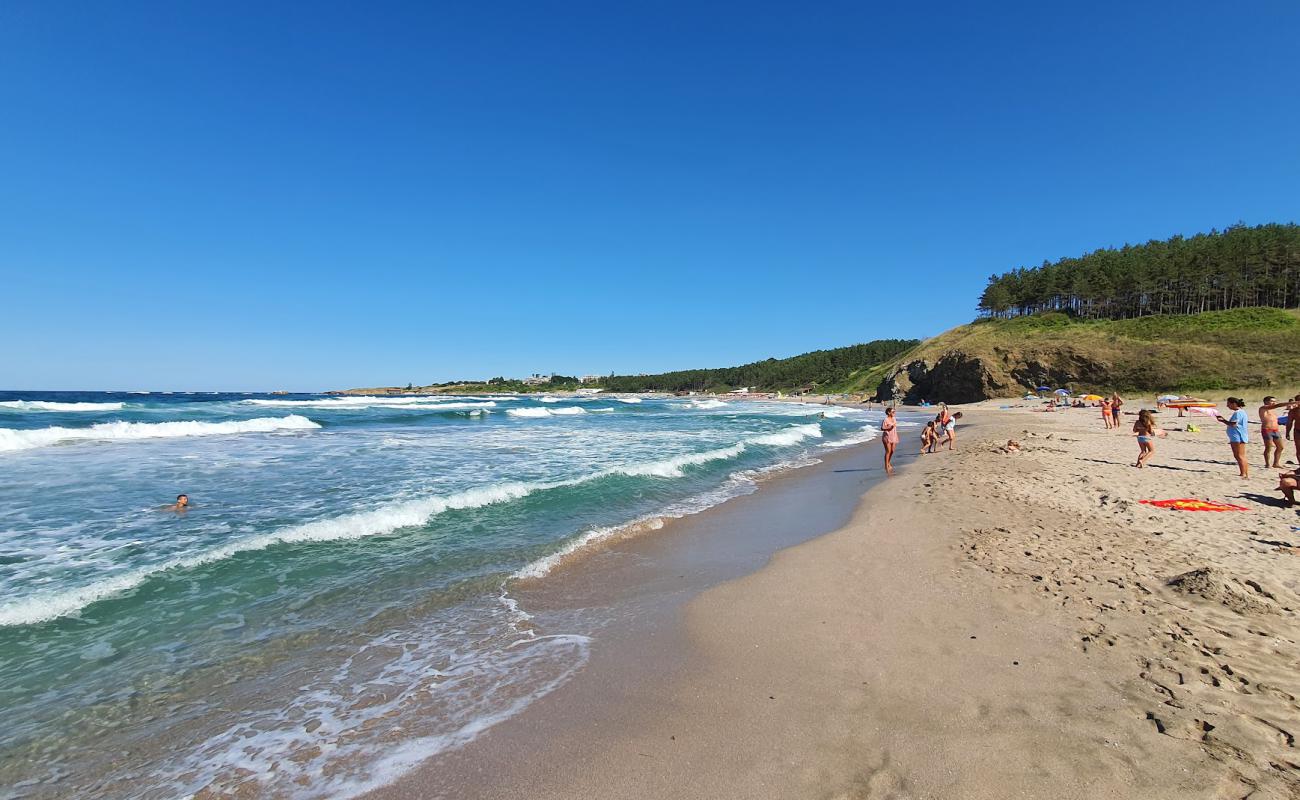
xmin=0 ymin=390 xmax=889 ymax=798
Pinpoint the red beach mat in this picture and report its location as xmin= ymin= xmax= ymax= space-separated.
xmin=1139 ymin=498 xmax=1249 ymax=512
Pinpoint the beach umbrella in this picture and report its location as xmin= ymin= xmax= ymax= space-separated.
xmin=1054 ymin=388 xmax=1070 ymax=396
xmin=1157 ymin=394 xmax=1180 ymax=402
xmin=1082 ymin=394 xmax=1103 ymax=402
xmin=1036 ymin=385 xmax=1051 ymax=391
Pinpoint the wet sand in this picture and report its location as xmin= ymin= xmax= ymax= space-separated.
xmin=369 ymin=403 xmax=1300 ymax=799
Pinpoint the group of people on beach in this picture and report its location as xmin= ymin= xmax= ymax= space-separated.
xmin=879 ymin=403 xmax=961 ymax=475
xmin=1126 ymin=394 xmax=1300 ymax=482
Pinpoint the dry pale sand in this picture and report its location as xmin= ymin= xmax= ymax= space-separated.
xmin=375 ymin=401 xmax=1300 ymax=799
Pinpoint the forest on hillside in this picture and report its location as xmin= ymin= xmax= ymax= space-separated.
xmin=601 ymin=339 xmax=918 ymax=393
xmin=977 ymin=223 xmax=1300 ymax=320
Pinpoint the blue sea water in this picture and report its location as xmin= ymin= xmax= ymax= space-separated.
xmin=0 ymin=390 xmax=885 ymax=798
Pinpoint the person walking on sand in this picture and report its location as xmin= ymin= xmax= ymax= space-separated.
xmin=881 ymin=406 xmax=900 ymax=474
xmin=1132 ymin=409 xmax=1165 ymax=468
xmin=1111 ymin=393 xmax=1124 ymax=425
xmin=938 ymin=411 xmax=962 ymax=450
xmin=1216 ymin=397 xmax=1251 ymax=479
xmin=1100 ymin=397 xmax=1113 ymax=429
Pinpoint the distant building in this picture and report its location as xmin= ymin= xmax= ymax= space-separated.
xmin=579 ymin=375 xmax=601 ymax=384
xmin=523 ymin=373 xmax=552 ymax=386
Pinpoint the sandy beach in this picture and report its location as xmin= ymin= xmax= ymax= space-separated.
xmin=371 ymin=399 xmax=1300 ymax=800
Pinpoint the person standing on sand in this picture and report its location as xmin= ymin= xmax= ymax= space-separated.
xmin=1132 ymin=409 xmax=1165 ymax=468
xmin=1100 ymin=398 xmax=1113 ymax=429
xmin=1111 ymin=393 xmax=1124 ymax=425
xmin=881 ymin=407 xmax=900 ymax=475
xmin=1216 ymin=398 xmax=1250 ymax=479
xmin=1285 ymin=393 xmax=1300 ymax=464
xmin=1258 ymin=396 xmax=1286 ymax=469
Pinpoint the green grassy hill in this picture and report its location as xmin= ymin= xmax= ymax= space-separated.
xmin=599 ymin=339 xmax=918 ymax=394
xmin=864 ymin=307 xmax=1300 ymax=403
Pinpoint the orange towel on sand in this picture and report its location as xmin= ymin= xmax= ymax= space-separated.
xmin=1139 ymin=498 xmax=1248 ymax=512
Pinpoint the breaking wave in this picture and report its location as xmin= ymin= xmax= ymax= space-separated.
xmin=506 ymin=407 xmax=586 ymax=418
xmin=0 ymin=481 xmax=544 ymax=627
xmin=0 ymin=400 xmax=125 ymax=412
xmin=0 ymin=416 xmax=321 ymax=453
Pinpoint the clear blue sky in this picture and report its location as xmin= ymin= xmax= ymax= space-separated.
xmin=2 ymin=2 xmax=1298 ymax=391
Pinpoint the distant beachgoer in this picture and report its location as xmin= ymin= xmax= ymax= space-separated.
xmin=166 ymin=494 xmax=190 ymax=512
xmin=1100 ymin=398 xmax=1113 ymax=429
xmin=1132 ymin=409 xmax=1165 ymax=468
xmin=881 ymin=407 xmax=900 ymax=475
xmin=1259 ymin=396 xmax=1285 ymax=469
xmin=1111 ymin=393 xmax=1124 ymax=422
xmin=1216 ymin=398 xmax=1250 ymax=479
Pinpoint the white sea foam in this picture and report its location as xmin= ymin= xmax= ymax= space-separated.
xmin=0 ymin=415 xmax=320 ymax=453
xmin=506 ymin=407 xmax=552 ymax=418
xmin=822 ymin=425 xmax=881 ymax=448
xmin=688 ymin=399 xmax=728 ymax=409
xmin=513 ymin=519 xmax=667 ymax=580
xmin=0 ymin=419 xmax=836 ymax=624
xmin=0 ymin=480 xmax=545 ymax=627
xmin=0 ymin=400 xmax=125 ymax=412
xmin=161 ymin=613 xmax=591 ymax=800
xmin=748 ymin=422 xmax=823 ymax=447
xmin=506 ymin=406 xmax=586 ymax=418
xmin=615 ymin=397 xmax=642 ymax=404
xmin=243 ymin=397 xmax=491 ymax=410
xmin=609 ymin=444 xmax=746 ymax=478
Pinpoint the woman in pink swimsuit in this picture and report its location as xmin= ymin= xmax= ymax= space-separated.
xmin=882 ymin=406 xmax=900 ymax=475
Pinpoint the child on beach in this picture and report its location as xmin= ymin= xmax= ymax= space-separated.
xmin=1131 ymin=409 xmax=1165 ymax=468
xmin=921 ymin=420 xmax=941 ymax=453
xmin=881 ymin=406 xmax=899 ymax=475
xmin=1216 ymin=398 xmax=1251 ymax=479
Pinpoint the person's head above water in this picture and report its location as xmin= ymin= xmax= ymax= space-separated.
xmin=175 ymin=494 xmax=189 ymax=507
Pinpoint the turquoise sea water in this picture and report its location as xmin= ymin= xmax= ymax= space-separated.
xmin=0 ymin=391 xmax=887 ymax=798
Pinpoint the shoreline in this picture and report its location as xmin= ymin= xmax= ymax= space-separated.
xmin=371 ymin=403 xmax=1300 ymax=799
xmin=366 ymin=432 xmax=909 ymax=799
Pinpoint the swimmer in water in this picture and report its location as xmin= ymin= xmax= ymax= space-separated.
xmin=167 ymin=494 xmax=190 ymax=512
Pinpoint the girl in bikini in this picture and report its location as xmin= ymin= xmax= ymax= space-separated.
xmin=1132 ymin=409 xmax=1165 ymax=468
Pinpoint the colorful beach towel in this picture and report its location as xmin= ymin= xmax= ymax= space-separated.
xmin=1139 ymin=498 xmax=1249 ymax=512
